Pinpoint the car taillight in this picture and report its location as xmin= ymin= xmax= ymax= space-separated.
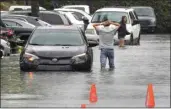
xmin=7 ymin=29 xmax=13 ymax=36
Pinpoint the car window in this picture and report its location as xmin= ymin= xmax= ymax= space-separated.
xmin=133 ymin=11 xmax=139 ymax=20
xmin=3 ymin=20 xmax=22 ymax=27
xmin=129 ymin=12 xmax=136 ymax=23
xmin=133 ymin=8 xmax=155 ymax=17
xmin=29 ymin=29 xmax=84 ymax=46
xmin=72 ymin=12 xmax=85 ymax=21
xmin=39 ymin=13 xmax=64 ymax=25
xmin=72 ymin=13 xmax=81 ymax=21
xmin=63 ymin=14 xmax=72 ymax=24
xmin=26 ymin=17 xmax=41 ymax=26
xmin=91 ymin=11 xmax=130 ymax=24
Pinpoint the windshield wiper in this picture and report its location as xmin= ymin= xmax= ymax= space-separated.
xmin=54 ymin=44 xmax=77 ymax=46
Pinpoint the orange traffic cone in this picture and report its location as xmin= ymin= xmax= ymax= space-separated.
xmin=81 ymin=104 xmax=86 ymax=108
xmin=89 ymin=84 xmax=98 ymax=103
xmin=145 ymin=84 xmax=155 ymax=108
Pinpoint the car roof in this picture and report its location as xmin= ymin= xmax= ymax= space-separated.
xmin=36 ymin=25 xmax=79 ymax=30
xmin=131 ymin=6 xmax=153 ymax=8
xmin=54 ymin=8 xmax=85 ymax=13
xmin=9 ymin=10 xmax=61 ymax=14
xmin=62 ymin=5 xmax=89 ymax=7
xmin=96 ymin=7 xmax=134 ymax=12
xmin=2 ymin=14 xmax=37 ymax=19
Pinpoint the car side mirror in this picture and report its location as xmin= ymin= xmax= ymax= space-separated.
xmin=82 ymin=16 xmax=89 ymax=24
xmin=88 ymin=40 xmax=98 ymax=47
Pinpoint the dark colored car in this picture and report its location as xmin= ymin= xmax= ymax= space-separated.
xmin=19 ymin=25 xmax=98 ymax=71
xmin=131 ymin=6 xmax=156 ymax=33
xmin=8 ymin=10 xmax=72 ymax=25
xmin=1 ymin=16 xmax=33 ymax=40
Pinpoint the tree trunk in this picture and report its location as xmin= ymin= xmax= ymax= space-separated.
xmin=31 ymin=0 xmax=39 ymax=17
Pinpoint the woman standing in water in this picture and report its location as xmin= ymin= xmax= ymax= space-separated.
xmin=118 ymin=16 xmax=131 ymax=47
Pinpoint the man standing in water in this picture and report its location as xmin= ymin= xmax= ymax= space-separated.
xmin=93 ymin=20 xmax=120 ymax=71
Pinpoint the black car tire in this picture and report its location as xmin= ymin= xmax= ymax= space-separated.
xmin=0 ymin=50 xmax=3 ymax=59
xmin=20 ymin=59 xmax=29 ymax=71
xmin=78 ymin=54 xmax=93 ymax=72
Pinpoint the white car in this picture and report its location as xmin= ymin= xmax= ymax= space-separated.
xmin=61 ymin=5 xmax=90 ymax=14
xmin=0 ymin=39 xmax=11 ymax=57
xmin=54 ymin=8 xmax=92 ymax=22
xmin=58 ymin=11 xmax=84 ymax=30
xmin=9 ymin=6 xmax=46 ymax=11
xmin=85 ymin=7 xmax=141 ymax=45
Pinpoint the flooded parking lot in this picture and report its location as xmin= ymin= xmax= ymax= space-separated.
xmin=1 ymin=34 xmax=170 ymax=108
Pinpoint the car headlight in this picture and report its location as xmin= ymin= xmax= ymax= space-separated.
xmin=23 ymin=53 xmax=39 ymax=62
xmin=72 ymin=53 xmax=87 ymax=64
xmin=85 ymin=29 xmax=95 ymax=34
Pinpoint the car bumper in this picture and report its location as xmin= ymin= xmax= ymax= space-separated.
xmin=21 ymin=58 xmax=88 ymax=71
xmin=85 ymin=34 xmax=99 ymax=41
xmin=141 ymin=25 xmax=156 ymax=30
xmin=85 ymin=34 xmax=132 ymax=44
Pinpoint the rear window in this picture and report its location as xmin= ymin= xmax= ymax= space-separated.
xmin=29 ymin=29 xmax=84 ymax=46
xmin=39 ymin=13 xmax=64 ymax=25
xmin=133 ymin=8 xmax=155 ymax=17
xmin=26 ymin=17 xmax=41 ymax=26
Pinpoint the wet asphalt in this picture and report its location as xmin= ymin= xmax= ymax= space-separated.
xmin=0 ymin=34 xmax=170 ymax=109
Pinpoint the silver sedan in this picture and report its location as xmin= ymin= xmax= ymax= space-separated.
xmin=2 ymin=19 xmax=35 ymax=29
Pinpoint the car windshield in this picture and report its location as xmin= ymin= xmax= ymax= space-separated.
xmin=91 ymin=11 xmax=130 ymax=23
xmin=29 ymin=29 xmax=84 ymax=46
xmin=133 ymin=8 xmax=155 ymax=17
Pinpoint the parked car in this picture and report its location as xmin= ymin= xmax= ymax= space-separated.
xmin=2 ymin=19 xmax=36 ymax=29
xmin=9 ymin=5 xmax=46 ymax=11
xmin=0 ymin=38 xmax=11 ymax=57
xmin=85 ymin=7 xmax=141 ymax=45
xmin=8 ymin=11 xmax=72 ymax=25
xmin=61 ymin=5 xmax=90 ymax=14
xmin=19 ymin=25 xmax=98 ymax=71
xmin=1 ymin=11 xmax=9 ymax=16
xmin=1 ymin=14 xmax=51 ymax=26
xmin=53 ymin=8 xmax=92 ymax=22
xmin=58 ymin=11 xmax=85 ymax=30
xmin=131 ymin=6 xmax=156 ymax=33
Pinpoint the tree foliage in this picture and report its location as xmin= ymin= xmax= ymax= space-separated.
xmin=1 ymin=0 xmax=170 ymax=33
xmin=42 ymin=0 xmax=170 ymax=33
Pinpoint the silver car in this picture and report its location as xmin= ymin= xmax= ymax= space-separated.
xmin=2 ymin=19 xmax=35 ymax=29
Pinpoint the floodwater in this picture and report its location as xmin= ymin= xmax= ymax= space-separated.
xmin=1 ymin=34 xmax=170 ymax=109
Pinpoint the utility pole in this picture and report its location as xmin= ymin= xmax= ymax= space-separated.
xmin=31 ymin=0 xmax=39 ymax=17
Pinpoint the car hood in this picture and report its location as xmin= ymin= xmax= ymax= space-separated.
xmin=138 ymin=16 xmax=156 ymax=20
xmin=26 ymin=45 xmax=86 ymax=58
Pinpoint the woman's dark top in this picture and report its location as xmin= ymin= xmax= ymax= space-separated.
xmin=118 ymin=22 xmax=130 ymax=39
